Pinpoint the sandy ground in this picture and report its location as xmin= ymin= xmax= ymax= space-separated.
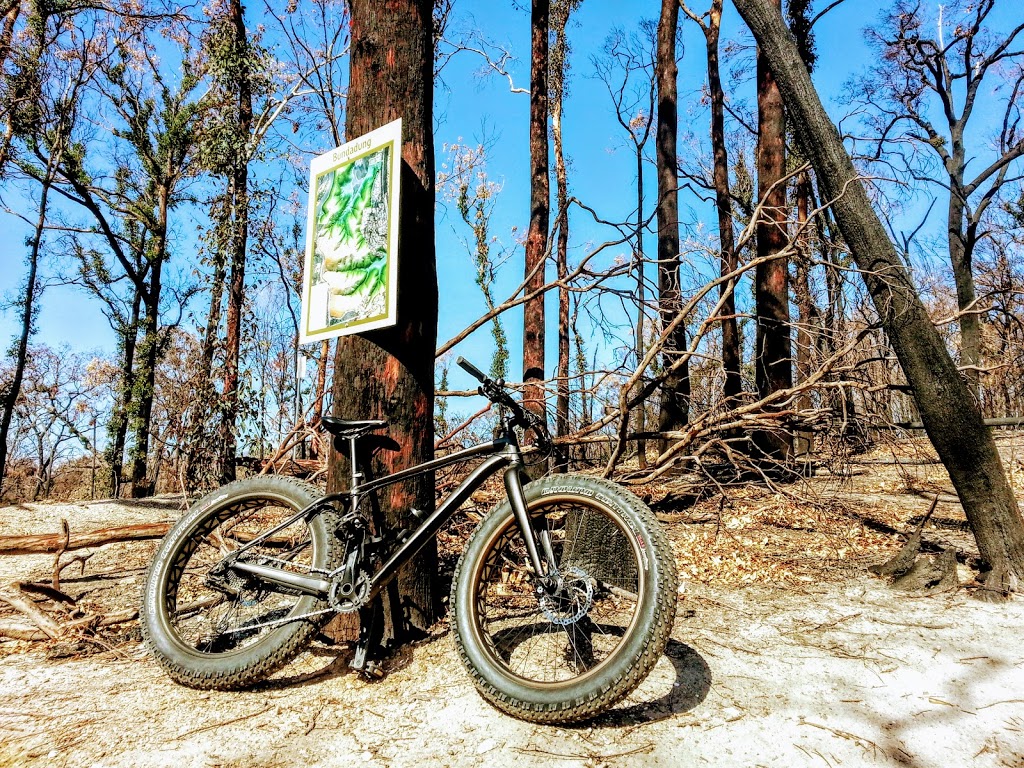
xmin=2 ymin=470 xmax=1024 ymax=768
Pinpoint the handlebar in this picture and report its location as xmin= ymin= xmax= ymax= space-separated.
xmin=456 ymin=356 xmax=488 ymax=383
xmin=455 ymin=356 xmax=552 ymax=454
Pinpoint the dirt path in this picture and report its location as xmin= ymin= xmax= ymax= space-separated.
xmin=2 ymin=458 xmax=1024 ymax=767
xmin=2 ymin=574 xmax=1022 ymax=766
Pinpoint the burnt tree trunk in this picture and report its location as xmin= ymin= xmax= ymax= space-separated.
xmin=793 ymin=169 xmax=817 ymax=455
xmin=753 ymin=0 xmax=793 ymax=462
xmin=551 ymin=0 xmax=572 ymax=473
xmin=328 ymin=0 xmax=440 ymax=640
xmin=733 ymin=0 xmax=1024 ymax=597
xmin=656 ymin=0 xmax=689 ymax=453
xmin=705 ymin=0 xmax=741 ymax=410
xmin=128 ymin=201 xmax=166 ymax=499
xmin=107 ymin=290 xmax=141 ymax=498
xmin=523 ymin=0 xmax=550 ymax=463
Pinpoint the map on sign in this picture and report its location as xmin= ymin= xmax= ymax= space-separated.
xmin=300 ymin=119 xmax=402 ymax=343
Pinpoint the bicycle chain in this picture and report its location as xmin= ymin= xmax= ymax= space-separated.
xmin=217 ymin=557 xmax=362 ymax=634
xmin=219 ymin=606 xmax=336 ymax=635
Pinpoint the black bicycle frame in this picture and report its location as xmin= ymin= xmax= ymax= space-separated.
xmin=228 ymin=430 xmax=549 ymax=605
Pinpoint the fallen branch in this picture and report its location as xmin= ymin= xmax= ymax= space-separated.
xmin=0 ymin=621 xmax=49 ymax=641
xmin=0 ymin=522 xmax=172 ymax=555
xmin=0 ymin=584 xmax=61 ymax=639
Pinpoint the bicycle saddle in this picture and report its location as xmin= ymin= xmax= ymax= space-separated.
xmin=321 ymin=417 xmax=388 ymax=438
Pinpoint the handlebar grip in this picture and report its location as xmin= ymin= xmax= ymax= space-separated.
xmin=456 ymin=356 xmax=488 ymax=383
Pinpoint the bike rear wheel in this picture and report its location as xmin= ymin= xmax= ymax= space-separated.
xmin=141 ymin=476 xmax=340 ymax=689
xmin=451 ymin=475 xmax=677 ymax=723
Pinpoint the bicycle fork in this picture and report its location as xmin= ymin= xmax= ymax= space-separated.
xmin=503 ymin=466 xmax=560 ymax=589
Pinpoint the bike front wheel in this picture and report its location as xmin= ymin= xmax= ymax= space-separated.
xmin=451 ymin=475 xmax=678 ymax=723
xmin=141 ymin=476 xmax=340 ymax=689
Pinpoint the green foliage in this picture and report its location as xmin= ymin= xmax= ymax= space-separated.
xmin=198 ymin=6 xmax=275 ymax=175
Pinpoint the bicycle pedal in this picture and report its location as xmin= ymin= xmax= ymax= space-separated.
xmin=361 ymin=661 xmax=384 ymax=680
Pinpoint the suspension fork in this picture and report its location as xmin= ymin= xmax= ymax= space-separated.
xmin=502 ymin=466 xmax=560 ymax=586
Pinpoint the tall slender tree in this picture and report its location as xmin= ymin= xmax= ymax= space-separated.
xmin=594 ymin=24 xmax=657 ymax=468
xmin=753 ymin=0 xmax=793 ymax=461
xmin=682 ymin=0 xmax=741 ymax=411
xmin=550 ymin=0 xmax=581 ymax=472
xmin=523 ymin=0 xmax=550 ymax=457
xmin=656 ymin=0 xmax=689 ymax=452
xmin=0 ymin=0 xmax=51 ymax=494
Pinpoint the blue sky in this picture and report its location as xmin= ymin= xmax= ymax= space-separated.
xmin=0 ymin=0 xmax=902 ymax=380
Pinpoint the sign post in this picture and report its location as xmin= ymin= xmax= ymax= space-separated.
xmin=300 ymin=119 xmax=402 ymax=344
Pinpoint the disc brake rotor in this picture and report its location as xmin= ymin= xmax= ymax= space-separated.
xmin=538 ymin=566 xmax=594 ymax=625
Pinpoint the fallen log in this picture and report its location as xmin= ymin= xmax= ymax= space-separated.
xmin=0 ymin=522 xmax=172 ymax=555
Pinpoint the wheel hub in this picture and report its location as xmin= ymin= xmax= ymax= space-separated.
xmin=538 ymin=566 xmax=594 ymax=625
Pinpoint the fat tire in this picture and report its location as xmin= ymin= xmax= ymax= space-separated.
xmin=141 ymin=476 xmax=340 ymax=690
xmin=451 ymin=475 xmax=677 ymax=723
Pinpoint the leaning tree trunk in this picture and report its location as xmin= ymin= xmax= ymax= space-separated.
xmin=753 ymin=0 xmax=793 ymax=463
xmin=328 ymin=0 xmax=440 ymax=640
xmin=0 ymin=172 xmax=49 ymax=496
xmin=733 ymin=0 xmax=1024 ymax=598
xmin=655 ymin=0 xmax=689 ymax=453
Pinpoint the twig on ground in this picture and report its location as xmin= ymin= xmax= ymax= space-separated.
xmin=173 ymin=706 xmax=274 ymax=741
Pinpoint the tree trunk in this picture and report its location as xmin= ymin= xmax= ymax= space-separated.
xmin=753 ymin=0 xmax=793 ymax=462
xmin=0 ymin=0 xmax=19 ymax=73
xmin=656 ymin=0 xmax=689 ymax=453
xmin=0 ymin=173 xmax=49 ymax=496
xmin=327 ymin=0 xmax=439 ymax=641
xmin=634 ymin=145 xmax=647 ymax=470
xmin=218 ymin=0 xmax=254 ymax=486
xmin=106 ymin=289 xmax=141 ymax=498
xmin=948 ymin=188 xmax=982 ymax=393
xmin=128 ymin=250 xmax=164 ymax=499
xmin=700 ymin=0 xmax=742 ymax=410
xmin=201 ymin=234 xmax=226 ymax=382
xmin=733 ymin=0 xmax=1024 ymax=597
xmin=551 ymin=2 xmax=571 ymax=473
xmin=523 ymin=0 xmax=549 ymax=460
xmin=793 ymin=169 xmax=817 ymax=455
xmin=313 ymin=338 xmax=330 ymax=422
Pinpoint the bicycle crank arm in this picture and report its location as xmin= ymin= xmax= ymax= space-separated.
xmin=229 ymin=561 xmax=330 ymax=597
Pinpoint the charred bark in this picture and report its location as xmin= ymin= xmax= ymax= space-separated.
xmin=656 ymin=0 xmax=690 ymax=452
xmin=753 ymin=0 xmax=793 ymax=462
xmin=218 ymin=0 xmax=254 ymax=486
xmin=523 ymin=0 xmax=550 ymax=463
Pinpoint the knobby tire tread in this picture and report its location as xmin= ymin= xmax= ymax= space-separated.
xmin=141 ymin=476 xmax=341 ymax=690
xmin=451 ymin=475 xmax=677 ymax=723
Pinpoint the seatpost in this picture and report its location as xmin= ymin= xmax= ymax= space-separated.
xmin=348 ymin=437 xmax=363 ymax=491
